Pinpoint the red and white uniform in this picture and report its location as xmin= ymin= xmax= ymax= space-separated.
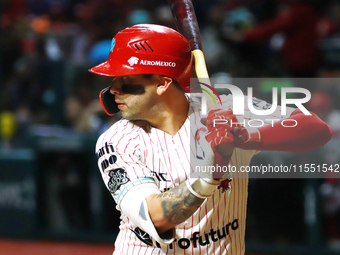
xmin=95 ymin=94 xmax=295 ymax=255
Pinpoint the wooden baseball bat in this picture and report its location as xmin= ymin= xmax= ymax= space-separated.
xmin=167 ymin=0 xmax=216 ymax=110
xmin=167 ymin=0 xmax=234 ymax=156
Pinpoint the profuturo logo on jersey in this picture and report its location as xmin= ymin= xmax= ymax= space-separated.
xmin=155 ymin=218 xmax=240 ymax=250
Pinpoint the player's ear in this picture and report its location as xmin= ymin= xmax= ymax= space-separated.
xmin=156 ymin=75 xmax=173 ymax=95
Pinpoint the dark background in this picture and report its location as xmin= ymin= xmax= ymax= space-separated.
xmin=1 ymin=0 xmax=340 ymax=254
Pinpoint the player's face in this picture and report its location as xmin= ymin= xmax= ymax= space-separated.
xmin=109 ymin=74 xmax=162 ymax=121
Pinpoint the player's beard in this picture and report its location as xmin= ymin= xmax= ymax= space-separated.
xmin=120 ymin=93 xmax=160 ymax=122
xmin=120 ymin=108 xmax=139 ymax=120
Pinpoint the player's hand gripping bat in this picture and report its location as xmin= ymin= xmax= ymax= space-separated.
xmin=167 ymin=0 xmax=235 ymax=156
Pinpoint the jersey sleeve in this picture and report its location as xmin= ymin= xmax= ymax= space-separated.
xmin=220 ymin=94 xmax=296 ymax=125
xmin=95 ymin=120 xmax=157 ymax=210
xmin=220 ymin=94 xmax=296 ymax=154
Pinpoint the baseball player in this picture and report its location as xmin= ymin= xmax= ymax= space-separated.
xmin=89 ymin=24 xmax=331 ymax=255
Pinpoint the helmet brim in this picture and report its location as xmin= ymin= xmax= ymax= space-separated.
xmin=89 ymin=61 xmax=115 ymax=76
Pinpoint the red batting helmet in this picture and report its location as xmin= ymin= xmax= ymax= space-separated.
xmin=89 ymin=24 xmax=193 ymax=90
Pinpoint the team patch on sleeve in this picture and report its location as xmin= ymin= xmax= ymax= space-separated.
xmin=108 ymin=168 xmax=130 ymax=193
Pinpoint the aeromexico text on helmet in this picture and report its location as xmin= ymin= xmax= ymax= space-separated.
xmin=128 ymin=56 xmax=176 ymax=67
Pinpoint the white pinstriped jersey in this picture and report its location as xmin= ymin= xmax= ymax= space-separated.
xmin=95 ymin=94 xmax=295 ymax=255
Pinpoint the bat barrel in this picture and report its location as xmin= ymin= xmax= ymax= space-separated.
xmin=168 ymin=0 xmax=235 ymax=156
xmin=167 ymin=0 xmax=202 ymax=51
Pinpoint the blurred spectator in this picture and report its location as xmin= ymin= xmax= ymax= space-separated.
xmin=65 ymin=95 xmax=91 ymax=132
xmin=307 ymin=91 xmax=340 ymax=248
xmin=320 ymin=178 xmax=340 ymax=249
xmin=88 ymin=39 xmax=111 ymax=66
xmin=41 ymin=152 xmax=91 ymax=230
xmin=127 ymin=9 xmax=152 ymax=26
xmin=65 ymin=95 xmax=103 ymax=133
xmin=0 ymin=110 xmax=17 ymax=149
xmin=154 ymin=5 xmax=175 ymax=29
xmin=57 ymin=154 xmax=91 ymax=230
xmin=219 ymin=5 xmax=263 ymax=76
xmin=306 ymin=90 xmax=340 ymax=164
xmin=224 ymin=0 xmax=320 ymax=78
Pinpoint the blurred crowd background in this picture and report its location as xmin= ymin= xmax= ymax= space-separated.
xmin=1 ymin=0 xmax=340 ymax=254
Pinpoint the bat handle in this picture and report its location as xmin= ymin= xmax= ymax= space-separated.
xmin=192 ymin=49 xmax=215 ymax=110
xmin=192 ymin=50 xmax=235 ymax=156
xmin=192 ymin=50 xmax=209 ymax=78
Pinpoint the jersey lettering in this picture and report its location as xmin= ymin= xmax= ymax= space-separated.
xmin=151 ymin=171 xmax=171 ymax=182
xmin=154 ymin=219 xmax=239 ymax=250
